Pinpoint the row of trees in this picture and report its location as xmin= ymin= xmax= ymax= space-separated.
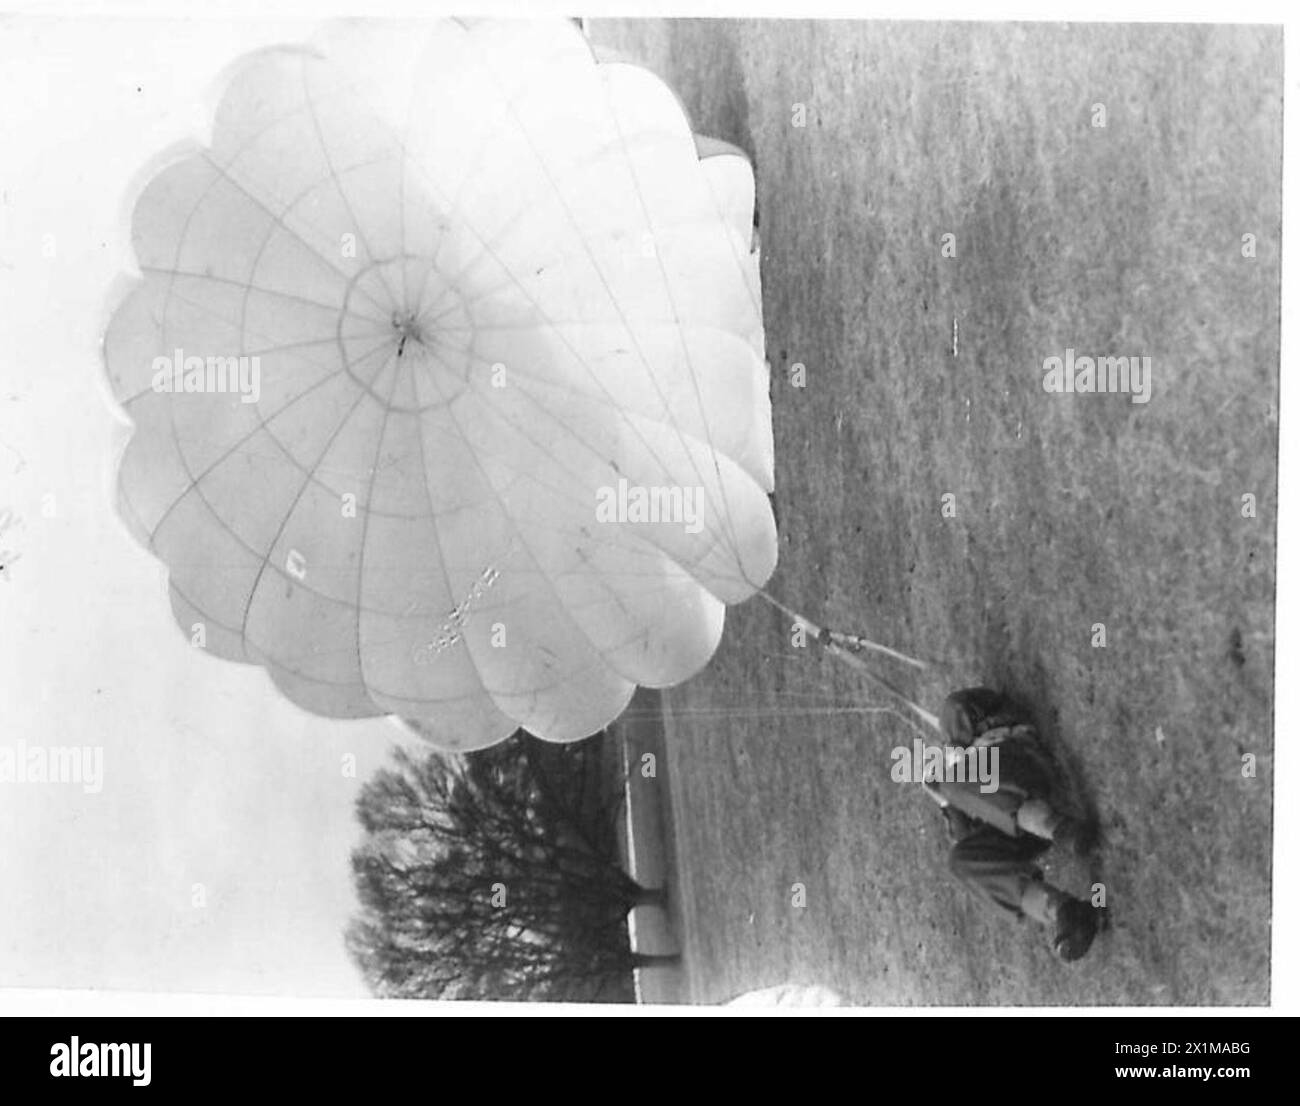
xmin=346 ymin=732 xmax=676 ymax=1002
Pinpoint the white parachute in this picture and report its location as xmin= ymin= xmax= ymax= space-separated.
xmin=104 ymin=19 xmax=777 ymax=748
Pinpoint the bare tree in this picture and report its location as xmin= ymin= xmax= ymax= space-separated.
xmin=346 ymin=733 xmax=676 ymax=1002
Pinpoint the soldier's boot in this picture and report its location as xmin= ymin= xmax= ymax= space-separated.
xmin=1021 ymin=881 xmax=1101 ymax=962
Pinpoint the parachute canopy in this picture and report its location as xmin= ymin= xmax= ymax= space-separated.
xmin=104 ymin=18 xmax=777 ymax=748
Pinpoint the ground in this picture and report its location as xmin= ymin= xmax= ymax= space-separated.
xmin=593 ymin=19 xmax=1278 ymax=1006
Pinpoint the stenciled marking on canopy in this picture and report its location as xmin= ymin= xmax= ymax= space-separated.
xmin=411 ymin=543 xmax=516 ymax=666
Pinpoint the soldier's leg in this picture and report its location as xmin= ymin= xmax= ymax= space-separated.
xmin=940 ymin=690 xmax=1092 ymax=852
xmin=948 ymin=826 xmax=1100 ymax=960
xmin=933 ymin=739 xmax=1055 ymax=838
xmin=947 ymin=824 xmax=1051 ymax=917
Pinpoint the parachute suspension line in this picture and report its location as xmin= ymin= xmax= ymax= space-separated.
xmin=755 ymin=589 xmax=942 ymax=736
xmin=755 ymin=589 xmax=930 ymax=670
xmin=817 ymin=642 xmax=942 ymax=736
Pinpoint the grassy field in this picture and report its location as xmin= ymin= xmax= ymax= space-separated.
xmin=593 ymin=19 xmax=1279 ymax=1006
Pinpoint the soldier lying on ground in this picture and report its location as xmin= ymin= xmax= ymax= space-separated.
xmin=921 ymin=687 xmax=1104 ymax=962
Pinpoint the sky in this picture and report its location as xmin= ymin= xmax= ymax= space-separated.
xmin=0 ymin=13 xmax=423 ymax=998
